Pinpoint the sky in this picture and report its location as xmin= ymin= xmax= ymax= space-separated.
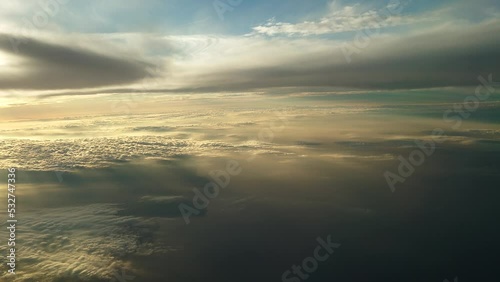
xmin=0 ymin=0 xmax=499 ymax=103
xmin=1 ymin=1 xmax=500 ymax=282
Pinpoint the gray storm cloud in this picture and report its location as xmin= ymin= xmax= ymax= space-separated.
xmin=186 ymin=20 xmax=500 ymax=92
xmin=0 ymin=33 xmax=155 ymax=90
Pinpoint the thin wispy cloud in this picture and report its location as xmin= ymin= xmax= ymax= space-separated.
xmin=249 ymin=1 xmax=419 ymax=36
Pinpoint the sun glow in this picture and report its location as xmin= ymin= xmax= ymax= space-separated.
xmin=0 ymin=53 xmax=7 ymax=66
xmin=0 ymin=52 xmax=11 ymax=67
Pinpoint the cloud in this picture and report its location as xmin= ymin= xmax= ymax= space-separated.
xmin=0 ymin=204 xmax=163 ymax=281
xmin=250 ymin=1 xmax=417 ymax=36
xmin=0 ymin=0 xmax=498 ymax=98
xmin=0 ymin=33 xmax=155 ymax=90
xmin=131 ymin=126 xmax=174 ymax=132
xmin=0 ymin=135 xmax=267 ymax=171
xmin=171 ymin=19 xmax=500 ymax=91
xmin=0 ymin=18 xmax=496 ymax=98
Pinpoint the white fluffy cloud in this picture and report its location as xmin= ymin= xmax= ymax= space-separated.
xmin=0 ymin=204 xmax=164 ymax=281
xmin=249 ymin=1 xmax=419 ymax=36
xmin=0 ymin=136 xmax=245 ymax=170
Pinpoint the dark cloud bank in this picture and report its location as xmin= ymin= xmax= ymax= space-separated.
xmin=0 ymin=33 xmax=154 ymax=90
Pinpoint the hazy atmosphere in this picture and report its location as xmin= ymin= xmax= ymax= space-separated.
xmin=0 ymin=0 xmax=499 ymax=281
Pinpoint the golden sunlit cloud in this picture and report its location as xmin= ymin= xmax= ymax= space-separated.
xmin=0 ymin=51 xmax=10 ymax=66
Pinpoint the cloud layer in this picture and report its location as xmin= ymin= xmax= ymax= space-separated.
xmin=0 ymin=204 xmax=163 ymax=281
xmin=0 ymin=0 xmax=498 ymax=96
xmin=0 ymin=33 xmax=153 ymax=90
